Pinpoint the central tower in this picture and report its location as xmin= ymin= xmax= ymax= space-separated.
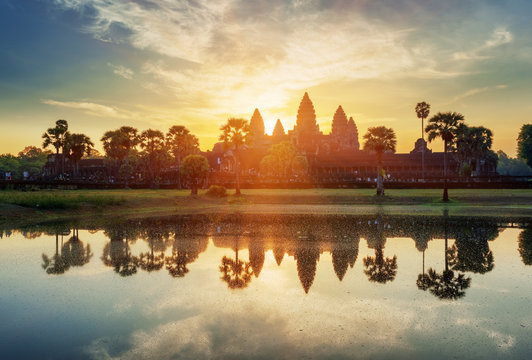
xmin=294 ymin=92 xmax=320 ymax=154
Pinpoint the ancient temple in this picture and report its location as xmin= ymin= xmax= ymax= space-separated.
xmin=204 ymin=91 xmax=497 ymax=181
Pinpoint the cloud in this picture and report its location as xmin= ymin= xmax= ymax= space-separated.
xmin=453 ymin=28 xmax=513 ymax=61
xmin=51 ymin=0 xmax=468 ymax=119
xmin=41 ymin=99 xmax=131 ymax=118
xmin=444 ymin=84 xmax=508 ymax=105
xmin=107 ymin=63 xmax=134 ymax=79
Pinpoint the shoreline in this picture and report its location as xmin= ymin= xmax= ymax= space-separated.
xmin=1 ymin=188 xmax=532 ymax=228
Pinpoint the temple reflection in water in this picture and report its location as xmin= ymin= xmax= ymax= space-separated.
xmin=3 ymin=213 xmax=529 ymax=298
xmin=2 ymin=214 xmax=532 ymax=359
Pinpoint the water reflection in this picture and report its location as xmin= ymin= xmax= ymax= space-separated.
xmin=518 ymin=227 xmax=532 ymax=265
xmin=2 ymin=214 xmax=532 ymax=360
xmin=101 ymin=225 xmax=138 ymax=276
xmin=219 ymin=237 xmax=254 ymax=289
xmin=417 ymin=212 xmax=471 ymax=300
xmin=2 ymin=214 xmax=530 ymax=297
xmin=166 ymin=235 xmax=207 ymax=278
xmin=42 ymin=227 xmax=92 ymax=274
xmin=363 ymin=217 xmax=397 ymax=284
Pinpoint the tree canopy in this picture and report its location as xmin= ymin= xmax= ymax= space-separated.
xmin=517 ymin=124 xmax=532 ymax=168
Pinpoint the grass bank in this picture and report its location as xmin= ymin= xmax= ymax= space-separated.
xmin=1 ymin=188 xmax=531 ymax=227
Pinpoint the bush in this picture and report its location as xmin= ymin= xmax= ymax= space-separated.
xmin=206 ymin=185 xmax=227 ymax=197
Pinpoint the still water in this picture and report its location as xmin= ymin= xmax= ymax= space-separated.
xmin=1 ymin=214 xmax=531 ymax=359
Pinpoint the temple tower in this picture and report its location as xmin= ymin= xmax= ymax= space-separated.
xmin=347 ymin=117 xmax=360 ymax=150
xmin=294 ymin=92 xmax=320 ymax=154
xmin=272 ymin=119 xmax=286 ymax=144
xmin=249 ymin=108 xmax=266 ymax=146
xmin=331 ymin=106 xmax=348 ymax=148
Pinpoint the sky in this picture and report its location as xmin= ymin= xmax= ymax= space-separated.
xmin=1 ymin=0 xmax=532 ymax=156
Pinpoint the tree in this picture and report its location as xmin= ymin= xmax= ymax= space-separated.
xmin=139 ymin=129 xmax=169 ymax=186
xmin=269 ymin=141 xmax=297 ymax=178
xmin=0 ymin=146 xmax=51 ymax=179
xmin=363 ymin=126 xmax=397 ymax=196
xmin=219 ymin=118 xmax=250 ymax=195
xmin=454 ymin=125 xmax=493 ymax=176
xmin=101 ymin=126 xmax=139 ymax=187
xmin=415 ymin=101 xmax=430 ymax=179
xmin=425 ymin=112 xmax=465 ymax=201
xmin=496 ymin=150 xmax=532 ymax=176
xmin=42 ymin=119 xmax=69 ymax=176
xmin=517 ymin=124 xmax=532 ymax=168
xmin=180 ymin=154 xmax=210 ymax=195
xmin=292 ymin=155 xmax=308 ymax=176
xmin=166 ymin=126 xmax=200 ymax=188
xmin=101 ymin=126 xmax=139 ymax=161
xmin=259 ymin=154 xmax=278 ymax=177
xmin=64 ymin=133 xmax=94 ymax=177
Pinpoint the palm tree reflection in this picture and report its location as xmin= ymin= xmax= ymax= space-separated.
xmin=417 ymin=211 xmax=471 ymax=300
xmin=41 ymin=227 xmax=72 ymax=275
xmin=447 ymin=222 xmax=497 ymax=274
xmin=518 ymin=228 xmax=532 ymax=266
xmin=363 ymin=219 xmax=397 ymax=284
xmin=137 ymin=228 xmax=168 ymax=273
xmin=61 ymin=228 xmax=93 ymax=268
xmin=101 ymin=226 xmax=138 ymax=277
xmin=165 ymin=236 xmax=207 ymax=278
xmin=219 ymin=237 xmax=253 ymax=289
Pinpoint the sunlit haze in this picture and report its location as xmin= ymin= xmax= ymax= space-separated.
xmin=2 ymin=0 xmax=531 ymax=156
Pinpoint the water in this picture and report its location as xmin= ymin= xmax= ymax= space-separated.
xmin=1 ymin=214 xmax=531 ymax=359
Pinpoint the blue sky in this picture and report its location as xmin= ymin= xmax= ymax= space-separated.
xmin=1 ymin=0 xmax=532 ymax=155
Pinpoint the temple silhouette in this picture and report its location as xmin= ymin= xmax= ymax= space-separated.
xmin=39 ymin=92 xmax=499 ymax=185
xmin=205 ymin=92 xmax=497 ymax=183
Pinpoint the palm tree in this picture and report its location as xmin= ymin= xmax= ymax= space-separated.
xmin=166 ymin=126 xmax=199 ymax=188
xmin=219 ymin=118 xmax=251 ymax=195
xmin=415 ymin=102 xmax=430 ymax=179
xmin=468 ymin=126 xmax=493 ymax=176
xmin=64 ymin=133 xmax=94 ymax=177
xmin=42 ymin=119 xmax=69 ymax=176
xmin=363 ymin=126 xmax=397 ymax=196
xmin=179 ymin=154 xmax=210 ymax=195
xmin=425 ymin=112 xmax=465 ymax=201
